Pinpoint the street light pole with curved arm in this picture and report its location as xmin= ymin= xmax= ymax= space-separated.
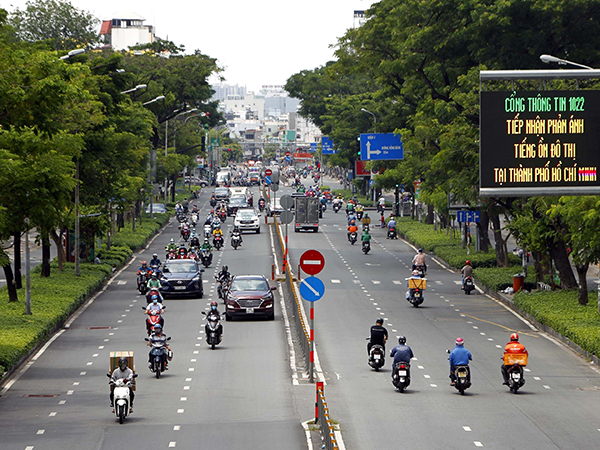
xmin=361 ymin=108 xmax=377 ymax=133
xmin=540 ymin=54 xmax=593 ymax=70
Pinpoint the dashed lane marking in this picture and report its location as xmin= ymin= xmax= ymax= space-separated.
xmin=331 ymin=279 xmax=341 ymax=284
xmin=474 ymin=442 xmax=483 ymax=447
xmin=372 ymin=280 xmax=381 ymax=284
xmin=36 ymin=429 xmax=45 ymax=434
xmin=117 ymin=280 xmax=127 ymax=285
xmin=392 ymin=280 xmax=402 ymax=285
xmin=177 ymin=409 xmax=184 ymax=414
xmin=173 ymin=426 xmax=181 ymax=431
xmin=49 ymin=412 xmax=57 ymax=417
xmin=169 ymin=442 xmax=176 ymax=448
xmin=463 ymin=426 xmax=472 ymax=432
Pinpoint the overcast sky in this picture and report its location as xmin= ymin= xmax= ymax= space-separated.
xmin=6 ymin=0 xmax=379 ymax=92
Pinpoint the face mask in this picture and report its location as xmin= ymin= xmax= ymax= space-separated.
xmin=211 ymin=306 xmax=217 ymax=310
xmin=153 ymin=299 xmax=158 ymax=304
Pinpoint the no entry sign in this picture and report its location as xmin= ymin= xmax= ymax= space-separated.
xmin=300 ymin=250 xmax=325 ymax=275
xmin=265 ymin=169 xmax=272 ymax=176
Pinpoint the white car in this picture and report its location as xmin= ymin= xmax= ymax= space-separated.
xmin=234 ymin=209 xmax=261 ymax=233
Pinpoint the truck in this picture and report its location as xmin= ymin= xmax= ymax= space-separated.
xmin=294 ymin=196 xmax=319 ymax=232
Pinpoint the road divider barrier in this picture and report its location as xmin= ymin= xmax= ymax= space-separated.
xmin=316 ymin=382 xmax=339 ymax=450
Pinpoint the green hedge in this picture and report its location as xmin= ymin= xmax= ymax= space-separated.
xmin=514 ymin=290 xmax=600 ymax=357
xmin=473 ymin=267 xmax=536 ymax=291
xmin=0 ymin=213 xmax=171 ymax=376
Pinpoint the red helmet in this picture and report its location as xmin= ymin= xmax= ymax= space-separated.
xmin=465 ymin=260 xmax=471 ymax=265
xmin=510 ymin=333 xmax=519 ymax=342
xmin=211 ymin=209 xmax=215 ymax=213
xmin=141 ymin=261 xmax=147 ymax=265
xmin=210 ymin=301 xmax=218 ymax=307
xmin=455 ymin=337 xmax=464 ymax=346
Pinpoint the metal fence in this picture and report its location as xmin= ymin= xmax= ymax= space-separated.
xmin=317 ymin=385 xmax=340 ymax=450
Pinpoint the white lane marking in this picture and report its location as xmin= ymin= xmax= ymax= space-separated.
xmin=372 ymin=280 xmax=381 ymax=284
xmin=453 ymin=280 xmax=462 ymax=285
xmin=26 ymin=447 xmax=34 ymax=450
xmin=67 ymin=390 xmax=74 ymax=395
xmin=188 ymin=368 xmax=195 ymax=372
xmin=98 ymin=346 xmax=104 ymax=349
xmin=375 ymin=308 xmax=381 ymax=311
xmin=474 ymin=442 xmax=483 ymax=447
xmin=125 ymin=309 xmax=130 ymax=312
xmin=185 ymin=378 xmax=192 ymax=381
xmin=169 ymin=442 xmax=176 ymax=448
xmin=353 ymin=280 xmax=361 ymax=284
xmin=392 ymin=280 xmax=402 ymax=285
xmin=424 ymin=375 xmax=431 ymax=379
xmin=190 ymin=359 xmax=197 ymax=363
xmin=92 ymin=354 xmax=99 ymax=357
xmin=455 ymin=309 xmax=460 ymax=312
xmin=177 ymin=409 xmax=184 ymax=414
xmin=392 ymin=329 xmax=397 ymax=332
xmin=202 ymin=279 xmax=208 ymax=283
xmin=487 ymin=338 xmax=494 ymax=341
xmin=73 ymin=382 xmax=79 ymax=386
xmin=387 ymin=323 xmax=392 ymax=326
xmin=418 ymin=366 xmax=424 ymax=370
xmin=180 ymin=397 xmax=187 ymax=401
xmin=193 ymin=351 xmax=199 ymax=354
xmin=86 ymin=362 xmax=93 ymax=366
xmin=331 ymin=279 xmax=341 ymax=284
xmin=335 ymin=372 xmax=342 ymax=380
xmin=524 ymin=368 xmax=531 ymax=372
xmin=430 ymin=384 xmax=437 ymax=388
xmin=49 ymin=412 xmax=57 ymax=417
xmin=117 ymin=280 xmax=127 ymax=285
xmin=480 ymin=333 xmax=486 ymax=336
xmin=463 ymin=426 xmax=472 ymax=432
xmin=496 ymin=345 xmax=502 ymax=348
xmin=104 ymin=338 xmax=109 ymax=342
xmin=533 ymin=377 xmax=541 ymax=381
xmin=472 ymin=326 xmax=479 ymax=329
xmin=37 ymin=429 xmax=45 ymax=434
xmin=435 ymin=280 xmax=443 ymax=285
xmin=544 ymin=385 xmax=551 ymax=389
xmin=195 ymin=343 xmax=201 ymax=347
xmin=117 ymin=320 xmax=123 ymax=323
xmin=183 ymin=386 xmax=190 ymax=390
xmin=173 ymin=426 xmax=181 ymax=431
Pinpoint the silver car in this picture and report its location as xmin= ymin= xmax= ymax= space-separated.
xmin=234 ymin=209 xmax=261 ymax=233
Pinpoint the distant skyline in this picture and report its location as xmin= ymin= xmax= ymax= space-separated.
xmin=6 ymin=0 xmax=380 ymax=92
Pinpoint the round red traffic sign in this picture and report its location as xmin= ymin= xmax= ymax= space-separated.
xmin=285 ymin=151 xmax=291 ymax=157
xmin=300 ymin=250 xmax=325 ymax=275
xmin=265 ymin=169 xmax=272 ymax=176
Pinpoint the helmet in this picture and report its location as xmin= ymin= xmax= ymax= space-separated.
xmin=376 ymin=318 xmax=384 ymax=325
xmin=141 ymin=261 xmax=147 ymax=265
xmin=210 ymin=301 xmax=218 ymax=310
xmin=152 ymin=273 xmax=157 ymax=279
xmin=152 ymin=295 xmax=158 ymax=302
xmin=350 ymin=220 xmax=355 ymax=225
xmin=418 ymin=248 xmax=423 ymax=253
xmin=466 ymin=260 xmax=471 ymax=265
xmin=455 ymin=337 xmax=464 ymax=346
xmin=412 ymin=270 xmax=420 ymax=276
xmin=510 ymin=333 xmax=519 ymax=342
xmin=153 ymin=253 xmax=158 ymax=258
xmin=154 ymin=323 xmax=162 ymax=330
xmin=118 ymin=357 xmax=128 ymax=370
xmin=398 ymin=336 xmax=406 ymax=345
xmin=222 ymin=265 xmax=228 ymax=272
xmin=170 ymin=238 xmax=174 ymax=243
xmin=211 ymin=209 xmax=215 ymax=213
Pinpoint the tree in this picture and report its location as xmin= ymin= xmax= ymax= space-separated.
xmin=9 ymin=0 xmax=99 ymax=50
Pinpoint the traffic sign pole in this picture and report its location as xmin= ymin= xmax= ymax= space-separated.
xmin=309 ymin=301 xmax=315 ymax=383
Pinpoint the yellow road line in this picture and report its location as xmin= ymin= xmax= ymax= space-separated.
xmin=462 ymin=314 xmax=539 ymax=338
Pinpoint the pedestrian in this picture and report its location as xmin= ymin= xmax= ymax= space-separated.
xmin=380 ymin=211 xmax=385 ymax=228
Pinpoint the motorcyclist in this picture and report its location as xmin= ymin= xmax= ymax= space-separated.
xmin=205 ymin=210 xmax=215 ymax=225
xmin=390 ymin=336 xmax=414 ymax=377
xmin=449 ymin=337 xmax=472 ymax=385
xmin=147 ymin=324 xmax=171 ymax=370
xmin=190 ymin=232 xmax=200 ymax=248
xmin=177 ymin=246 xmax=188 ymax=259
xmin=182 ymin=197 xmax=189 ymax=213
xmin=205 ymin=301 xmax=224 ymax=337
xmin=175 ymin=202 xmax=183 ymax=214
xmin=361 ymin=228 xmax=372 ymax=246
xmin=378 ymin=195 xmax=386 ymax=211
xmin=146 ymin=273 xmax=161 ymax=291
xmin=405 ymin=269 xmax=422 ymax=301
xmin=346 ymin=201 xmax=355 ymax=215
xmin=412 ymin=248 xmax=427 ymax=273
xmin=212 ymin=226 xmax=224 ymax=244
xmin=347 ymin=220 xmax=359 ymax=242
xmin=217 ymin=265 xmax=231 ymax=283
xmin=201 ymin=238 xmax=213 ymax=252
xmin=387 ymin=217 xmax=397 ymax=238
xmin=109 ymin=357 xmax=134 ymax=412
xmin=501 ymin=333 xmax=528 ymax=385
xmin=137 ymin=261 xmax=149 ymax=275
xmin=347 ymin=211 xmax=357 ymax=225
xmin=166 ymin=238 xmax=177 ymax=253
xmin=145 ymin=296 xmax=165 ymax=329
xmin=192 ymin=204 xmax=199 ymax=214
xmin=461 ymin=260 xmax=473 ymax=288
xmin=149 ymin=253 xmax=161 ymax=267
xmin=230 ymin=225 xmax=243 ymax=246
xmin=368 ymin=318 xmax=388 ymax=354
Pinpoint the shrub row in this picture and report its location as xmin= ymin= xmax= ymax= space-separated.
xmin=514 ymin=290 xmax=600 ymax=357
xmin=473 ymin=267 xmax=536 ymax=291
xmin=0 ymin=213 xmax=171 ymax=377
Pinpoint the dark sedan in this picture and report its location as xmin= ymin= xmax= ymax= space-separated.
xmin=225 ymin=275 xmax=276 ymax=320
xmin=227 ymin=196 xmax=249 ymax=216
xmin=160 ymin=260 xmax=204 ymax=298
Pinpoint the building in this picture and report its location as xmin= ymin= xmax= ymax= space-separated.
xmin=100 ymin=12 xmax=155 ymax=51
xmin=211 ymin=84 xmax=247 ymax=102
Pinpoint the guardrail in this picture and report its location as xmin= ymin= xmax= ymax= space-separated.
xmin=272 ymin=214 xmax=311 ymax=370
xmin=316 ymin=383 xmax=339 ymax=450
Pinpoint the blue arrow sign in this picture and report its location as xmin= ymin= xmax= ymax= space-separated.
xmin=360 ymin=133 xmax=404 ymax=161
xmin=457 ymin=211 xmax=480 ymax=223
xmin=321 ymin=136 xmax=337 ymax=155
xmin=264 ymin=176 xmax=272 ymax=185
xmin=310 ymin=142 xmax=318 ymax=153
xmin=300 ymin=276 xmax=325 ymax=302
xmin=285 ymin=156 xmax=291 ymax=163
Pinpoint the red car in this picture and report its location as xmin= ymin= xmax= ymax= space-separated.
xmin=225 ymin=275 xmax=276 ymax=321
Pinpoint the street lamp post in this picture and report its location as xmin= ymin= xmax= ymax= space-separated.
xmin=120 ymin=84 xmax=147 ymax=95
xmin=540 ymin=54 xmax=593 ymax=70
xmin=25 ymin=217 xmax=31 ymax=315
xmin=361 ymin=108 xmax=378 ymax=206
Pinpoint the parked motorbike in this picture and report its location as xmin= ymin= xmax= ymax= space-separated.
xmin=349 ymin=232 xmax=357 ymax=245
xmin=366 ymin=338 xmax=385 ymax=371
xmin=202 ymin=311 xmax=223 ymax=349
xmin=145 ymin=336 xmax=172 ymax=379
xmin=200 ymin=249 xmax=213 ymax=267
xmin=142 ymin=305 xmax=165 ymax=335
xmin=463 ymin=276 xmax=475 ymax=295
xmin=387 ymin=228 xmax=397 ymax=239
xmin=107 ymin=373 xmax=138 ymax=424
xmin=392 ymin=361 xmax=411 ymax=392
xmin=362 ymin=241 xmax=371 ymax=254
xmin=213 ymin=235 xmax=224 ymax=251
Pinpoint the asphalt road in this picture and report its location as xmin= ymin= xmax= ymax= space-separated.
xmin=283 ymin=177 xmax=600 ymax=450
xmin=0 ymin=187 xmax=306 ymax=450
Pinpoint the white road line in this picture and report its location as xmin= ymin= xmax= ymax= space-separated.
xmin=190 ymin=359 xmax=197 ymax=362
xmin=435 ymin=280 xmax=443 ymax=285
xmin=92 ymin=353 xmax=99 ymax=357
xmin=392 ymin=329 xmax=397 ymax=332
xmin=36 ymin=429 xmax=45 ymax=434
xmin=487 ymin=338 xmax=494 ymax=341
xmin=117 ymin=280 xmax=127 ymax=285
xmin=169 ymin=442 xmax=176 ymax=448
xmin=183 ymin=386 xmax=190 ymax=390
xmin=418 ymin=366 xmax=424 ymax=370
xmin=185 ymin=378 xmax=192 ymax=381
xmin=73 ymin=382 xmax=79 ymax=386
xmin=524 ymin=368 xmax=531 ymax=372
xmin=496 ymin=345 xmax=502 ymax=348
xmin=430 ymin=384 xmax=437 ymax=388
xmin=544 ymin=385 xmax=551 ymax=389
xmin=474 ymin=442 xmax=483 ymax=447
xmin=331 ymin=279 xmax=341 ymax=284
xmin=98 ymin=346 xmax=104 ymax=349
xmin=58 ymin=400 xmax=66 ymax=405
xmin=173 ymin=425 xmax=181 ymax=431
xmin=392 ymin=280 xmax=402 ymax=285
xmin=25 ymin=447 xmax=34 ymax=450
xmin=67 ymin=390 xmax=74 ymax=395
xmin=463 ymin=426 xmax=472 ymax=432
xmin=86 ymin=362 xmax=93 ymax=366
xmin=473 ymin=326 xmax=479 ymax=329
xmin=453 ymin=280 xmax=462 ymax=285
xmin=372 ymin=280 xmax=381 ymax=284
xmin=180 ymin=397 xmax=187 ymax=401
xmin=177 ymin=409 xmax=184 ymax=414
xmin=424 ymin=375 xmax=431 ymax=379
xmin=188 ymin=368 xmax=194 ymax=371
xmin=533 ymin=377 xmax=541 ymax=380
xmin=49 ymin=412 xmax=57 ymax=417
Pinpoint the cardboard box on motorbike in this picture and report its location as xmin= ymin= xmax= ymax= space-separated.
xmin=109 ymin=351 xmax=136 ymax=391
xmin=408 ymin=278 xmax=427 ymax=290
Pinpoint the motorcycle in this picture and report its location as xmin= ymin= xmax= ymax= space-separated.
xmin=387 ymin=228 xmax=397 ymax=239
xmin=150 ymin=264 xmax=162 ymax=279
xmin=463 ymin=276 xmax=475 ymax=295
xmin=356 ymin=210 xmax=364 ymax=220
xmin=453 ymin=365 xmax=471 ymax=395
xmin=362 ymin=240 xmax=371 ymax=254
xmin=204 ymin=224 xmax=212 ymax=239
xmin=333 ymin=202 xmax=341 ymax=213
xmin=210 ymin=198 xmax=217 ymax=207
xmin=142 ymin=305 xmax=165 ymax=335
xmin=137 ymin=270 xmax=150 ymax=295
xmin=415 ymin=265 xmax=426 ymax=278
xmin=218 ymin=210 xmax=227 ymax=223
xmin=145 ymin=337 xmax=172 ymax=379
xmin=258 ymin=199 xmax=266 ymax=212
xmin=366 ymin=339 xmax=385 ymax=371
xmin=166 ymin=249 xmax=177 ymax=260
xmin=107 ymin=373 xmax=138 ymax=424
xmin=181 ymin=228 xmax=190 ymax=242
xmin=392 ymin=361 xmax=411 ymax=392
xmin=200 ymin=249 xmax=213 ymax=267
xmin=213 ymin=235 xmax=224 ymax=251
xmin=145 ymin=288 xmax=162 ymax=304
xmin=349 ymin=232 xmax=357 ymax=245
xmin=202 ymin=311 xmax=222 ymax=349
xmin=319 ymin=202 xmax=326 ymax=218
xmin=176 ymin=212 xmax=186 ymax=223
xmin=503 ymin=353 xmax=527 ymax=394
xmin=216 ymin=275 xmax=231 ymax=300
xmin=407 ymin=287 xmax=424 ymax=307
xmin=231 ymin=233 xmax=242 ymax=250
xmin=191 ymin=213 xmax=198 ymax=227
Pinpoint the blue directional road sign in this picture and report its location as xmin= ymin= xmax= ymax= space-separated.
xmin=310 ymin=142 xmax=318 ymax=153
xmin=264 ymin=176 xmax=272 ymax=185
xmin=321 ymin=136 xmax=337 ymax=155
xmin=300 ymin=276 xmax=325 ymax=302
xmin=285 ymin=156 xmax=291 ymax=163
xmin=457 ymin=210 xmax=480 ymax=223
xmin=360 ymin=133 xmax=404 ymax=161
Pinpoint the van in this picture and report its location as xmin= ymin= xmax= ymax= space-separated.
xmin=216 ymin=171 xmax=230 ymax=186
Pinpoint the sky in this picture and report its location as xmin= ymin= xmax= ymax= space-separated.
xmin=6 ymin=0 xmax=380 ymax=92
